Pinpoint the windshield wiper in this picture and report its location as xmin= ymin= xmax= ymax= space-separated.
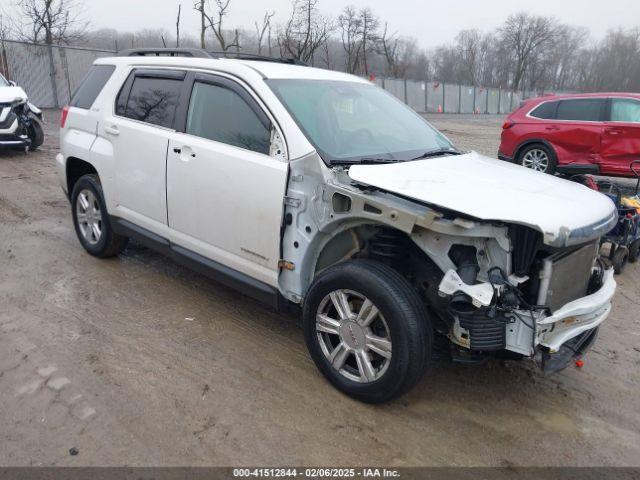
xmin=411 ymin=148 xmax=461 ymax=160
xmin=331 ymin=157 xmax=400 ymax=165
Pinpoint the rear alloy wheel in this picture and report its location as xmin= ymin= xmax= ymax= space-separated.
xmin=518 ymin=144 xmax=556 ymax=174
xmin=303 ymin=259 xmax=431 ymax=403
xmin=71 ymin=174 xmax=128 ymax=258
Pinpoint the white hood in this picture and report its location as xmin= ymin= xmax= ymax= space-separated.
xmin=0 ymin=86 xmax=28 ymax=104
xmin=348 ymin=151 xmax=617 ymax=246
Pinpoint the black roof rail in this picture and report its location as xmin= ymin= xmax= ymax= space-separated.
xmin=116 ymin=47 xmax=308 ymax=66
xmin=117 ymin=48 xmax=213 ymax=58
xmin=208 ymin=51 xmax=308 ymax=66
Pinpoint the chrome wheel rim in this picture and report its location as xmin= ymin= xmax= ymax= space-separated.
xmin=316 ymin=289 xmax=392 ymax=383
xmin=76 ymin=189 xmax=102 ymax=245
xmin=522 ymin=148 xmax=549 ymax=172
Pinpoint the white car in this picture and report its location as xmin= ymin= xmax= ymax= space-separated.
xmin=56 ymin=49 xmax=618 ymax=403
xmin=0 ymin=72 xmax=44 ymax=151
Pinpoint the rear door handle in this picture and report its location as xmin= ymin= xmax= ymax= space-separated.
xmin=174 ymin=145 xmax=196 ymax=161
xmin=605 ymin=127 xmax=623 ymax=135
xmin=105 ymin=125 xmax=119 ymax=136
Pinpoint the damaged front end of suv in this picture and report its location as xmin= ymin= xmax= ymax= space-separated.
xmin=280 ymin=152 xmax=617 ymax=376
xmin=0 ymin=75 xmax=44 ymax=151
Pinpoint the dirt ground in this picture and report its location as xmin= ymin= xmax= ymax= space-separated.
xmin=1 ymin=110 xmax=639 ymax=467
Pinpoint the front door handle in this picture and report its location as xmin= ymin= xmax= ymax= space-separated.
xmin=605 ymin=127 xmax=623 ymax=136
xmin=545 ymin=125 xmax=560 ymax=131
xmin=105 ymin=125 xmax=119 ymax=136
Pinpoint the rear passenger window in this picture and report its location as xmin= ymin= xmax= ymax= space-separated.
xmin=70 ymin=65 xmax=115 ymax=109
xmin=530 ymin=101 xmax=557 ymax=119
xmin=186 ymin=81 xmax=271 ymax=154
xmin=610 ymin=99 xmax=640 ymax=123
xmin=119 ymin=76 xmax=182 ymax=128
xmin=556 ymin=99 xmax=604 ymax=122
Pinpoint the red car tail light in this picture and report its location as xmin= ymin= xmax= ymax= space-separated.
xmin=502 ymin=120 xmax=515 ymax=129
xmin=60 ymin=105 xmax=70 ymax=128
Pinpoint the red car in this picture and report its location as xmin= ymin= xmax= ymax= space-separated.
xmin=499 ymin=93 xmax=640 ymax=177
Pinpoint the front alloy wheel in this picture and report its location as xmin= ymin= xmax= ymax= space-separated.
xmin=303 ymin=259 xmax=431 ymax=403
xmin=316 ymin=289 xmax=392 ymax=383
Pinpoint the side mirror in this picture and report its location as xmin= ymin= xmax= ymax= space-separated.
xmin=9 ymin=80 xmax=16 ymax=87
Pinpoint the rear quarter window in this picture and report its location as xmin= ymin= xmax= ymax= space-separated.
xmin=529 ymin=101 xmax=557 ymax=119
xmin=70 ymin=65 xmax=116 ymax=109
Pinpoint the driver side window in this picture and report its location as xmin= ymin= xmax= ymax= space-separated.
xmin=186 ymin=81 xmax=271 ymax=155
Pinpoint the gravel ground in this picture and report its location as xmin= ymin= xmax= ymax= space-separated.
xmin=0 ymin=110 xmax=639 ymax=467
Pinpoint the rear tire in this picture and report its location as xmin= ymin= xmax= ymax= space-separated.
xmin=302 ymin=259 xmax=432 ymax=403
xmin=612 ymin=246 xmax=629 ymax=274
xmin=71 ymin=174 xmax=128 ymax=258
xmin=628 ymin=239 xmax=640 ymax=263
xmin=517 ymin=143 xmax=557 ymax=175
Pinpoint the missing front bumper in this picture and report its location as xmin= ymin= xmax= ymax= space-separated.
xmin=541 ymin=327 xmax=599 ymax=375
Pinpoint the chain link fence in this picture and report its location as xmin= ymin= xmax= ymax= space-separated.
xmin=0 ymin=39 xmax=115 ymax=108
xmin=0 ymin=38 xmax=562 ymax=113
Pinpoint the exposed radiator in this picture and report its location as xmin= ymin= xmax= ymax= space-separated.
xmin=537 ymin=241 xmax=598 ymax=312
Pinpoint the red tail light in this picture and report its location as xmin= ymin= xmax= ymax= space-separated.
xmin=502 ymin=120 xmax=515 ymax=129
xmin=60 ymin=105 xmax=70 ymax=128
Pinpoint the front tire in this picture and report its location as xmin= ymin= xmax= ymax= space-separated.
xmin=302 ymin=259 xmax=431 ymax=403
xmin=27 ymin=114 xmax=44 ymax=151
xmin=517 ymin=143 xmax=557 ymax=174
xmin=71 ymin=174 xmax=128 ymax=258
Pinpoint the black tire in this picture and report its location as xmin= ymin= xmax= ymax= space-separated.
xmin=612 ymin=246 xmax=629 ymax=274
xmin=302 ymin=259 xmax=432 ymax=403
xmin=517 ymin=143 xmax=557 ymax=175
xmin=71 ymin=174 xmax=128 ymax=258
xmin=629 ymin=239 xmax=640 ymax=263
xmin=27 ymin=115 xmax=44 ymax=151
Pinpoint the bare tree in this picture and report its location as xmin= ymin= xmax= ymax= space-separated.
xmin=194 ymin=0 xmax=240 ymax=52
xmin=254 ymin=10 xmax=274 ymax=55
xmin=13 ymin=0 xmax=87 ymax=44
xmin=279 ymin=0 xmax=332 ymax=63
xmin=194 ymin=0 xmax=206 ymax=48
xmin=455 ymin=29 xmax=483 ymax=85
xmin=338 ymin=5 xmax=362 ymax=73
xmin=499 ymin=12 xmax=559 ymax=90
xmin=359 ymin=7 xmax=378 ymax=76
xmin=175 ymin=3 xmax=181 ymax=47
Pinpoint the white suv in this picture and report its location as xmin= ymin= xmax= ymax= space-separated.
xmin=57 ymin=49 xmax=618 ymax=403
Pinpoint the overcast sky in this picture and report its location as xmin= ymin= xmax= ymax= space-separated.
xmin=14 ymin=0 xmax=640 ymax=47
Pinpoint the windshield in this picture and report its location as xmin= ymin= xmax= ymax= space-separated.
xmin=0 ymin=73 xmax=9 ymax=87
xmin=267 ymin=79 xmax=453 ymax=164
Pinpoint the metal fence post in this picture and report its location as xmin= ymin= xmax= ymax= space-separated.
xmin=403 ymin=78 xmax=408 ymax=105
xmin=442 ymin=83 xmax=445 ymax=113
xmin=458 ymin=84 xmax=462 ymax=114
xmin=47 ymin=43 xmax=60 ymax=108
xmin=424 ymin=81 xmax=428 ymax=113
xmin=473 ymin=86 xmax=476 ymax=114
xmin=486 ymin=89 xmax=489 ymax=114
xmin=497 ymin=88 xmax=502 ymax=115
